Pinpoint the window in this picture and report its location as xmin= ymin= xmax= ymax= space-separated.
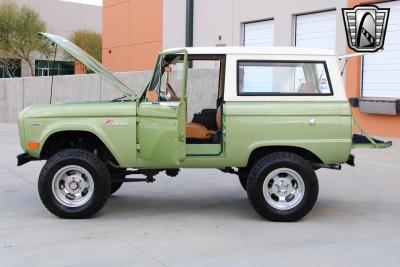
xmin=362 ymin=1 xmax=400 ymax=98
xmin=237 ymin=61 xmax=332 ymax=96
xmin=144 ymin=54 xmax=225 ymax=123
xmin=187 ymin=57 xmax=223 ymax=121
xmin=295 ymin=10 xmax=336 ymax=50
xmin=0 ymin=59 xmax=21 ymax=78
xmin=243 ymin=19 xmax=274 ymax=47
xmin=35 ymin=60 xmax=75 ymax=76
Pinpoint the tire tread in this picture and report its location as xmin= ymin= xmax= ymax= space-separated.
xmin=38 ymin=149 xmax=111 ymax=219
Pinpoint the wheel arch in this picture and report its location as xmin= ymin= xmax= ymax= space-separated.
xmin=40 ymin=130 xmax=120 ymax=166
xmin=247 ymin=145 xmax=324 ymax=167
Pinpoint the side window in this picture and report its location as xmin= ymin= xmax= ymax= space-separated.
xmin=186 ymin=59 xmax=222 ymax=121
xmin=237 ymin=61 xmax=332 ymax=95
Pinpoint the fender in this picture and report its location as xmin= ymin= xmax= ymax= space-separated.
xmin=23 ymin=118 xmax=138 ymax=167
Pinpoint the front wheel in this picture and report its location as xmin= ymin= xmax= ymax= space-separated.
xmin=247 ymin=152 xmax=318 ymax=222
xmin=109 ymin=168 xmax=126 ymax=196
xmin=38 ymin=149 xmax=111 ymax=219
xmin=110 ymin=182 xmax=124 ymax=195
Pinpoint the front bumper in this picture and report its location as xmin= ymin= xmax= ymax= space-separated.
xmin=17 ymin=153 xmax=39 ymax=166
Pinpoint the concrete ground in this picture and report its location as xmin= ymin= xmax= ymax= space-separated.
xmin=0 ymin=123 xmax=399 ymax=267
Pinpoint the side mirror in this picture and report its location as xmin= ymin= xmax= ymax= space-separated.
xmin=146 ymin=90 xmax=159 ymax=102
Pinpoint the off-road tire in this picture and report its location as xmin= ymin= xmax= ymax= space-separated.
xmin=239 ymin=175 xmax=247 ymax=190
xmin=247 ymin=152 xmax=319 ymax=222
xmin=38 ymin=149 xmax=111 ymax=219
xmin=109 ymin=168 xmax=126 ymax=195
xmin=110 ymin=182 xmax=124 ymax=195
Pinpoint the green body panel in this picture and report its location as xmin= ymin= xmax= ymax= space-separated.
xmin=137 ymin=101 xmax=186 ymax=167
xmin=20 ymin=101 xmax=138 ymax=167
xmin=224 ymin=101 xmax=353 ymax=166
xmin=181 ymin=144 xmax=226 ymax=168
xmin=181 ymin=155 xmax=226 ymax=168
xmin=19 ymin=99 xmax=353 ymax=169
xmin=186 ymin=144 xmax=222 ymax=155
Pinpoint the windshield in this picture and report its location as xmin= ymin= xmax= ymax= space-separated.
xmin=144 ymin=53 xmax=185 ymax=102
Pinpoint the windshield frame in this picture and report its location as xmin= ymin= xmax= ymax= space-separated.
xmin=139 ymin=49 xmax=188 ymax=102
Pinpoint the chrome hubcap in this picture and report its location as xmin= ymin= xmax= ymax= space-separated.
xmin=263 ymin=168 xmax=305 ymax=210
xmin=52 ymin=165 xmax=94 ymax=207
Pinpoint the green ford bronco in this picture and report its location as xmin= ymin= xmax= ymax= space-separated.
xmin=17 ymin=33 xmax=391 ymax=221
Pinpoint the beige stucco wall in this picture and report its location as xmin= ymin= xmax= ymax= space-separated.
xmin=163 ymin=0 xmax=186 ymax=50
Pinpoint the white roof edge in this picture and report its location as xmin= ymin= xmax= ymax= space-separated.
xmin=162 ymin=46 xmax=336 ymax=56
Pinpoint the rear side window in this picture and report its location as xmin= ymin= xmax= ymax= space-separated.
xmin=237 ymin=61 xmax=333 ymax=96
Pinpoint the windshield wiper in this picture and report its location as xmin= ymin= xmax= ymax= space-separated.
xmin=112 ymin=95 xmax=128 ymax=102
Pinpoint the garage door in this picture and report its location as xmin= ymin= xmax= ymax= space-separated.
xmin=243 ymin=20 xmax=274 ymax=47
xmin=295 ymin=10 xmax=337 ymax=50
xmin=362 ymin=1 xmax=400 ymax=98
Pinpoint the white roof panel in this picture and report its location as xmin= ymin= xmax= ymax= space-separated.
xmin=163 ymin=46 xmax=336 ymax=56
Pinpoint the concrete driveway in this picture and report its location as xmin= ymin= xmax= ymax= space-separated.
xmin=0 ymin=123 xmax=399 ymax=267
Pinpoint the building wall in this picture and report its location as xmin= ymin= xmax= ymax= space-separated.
xmin=163 ymin=0 xmax=347 ymax=54
xmin=6 ymin=0 xmax=102 ymax=36
xmin=0 ymin=69 xmax=218 ymax=123
xmin=0 ymin=0 xmax=102 ymax=77
xmin=102 ymin=0 xmax=163 ymax=72
xmin=346 ymin=0 xmax=400 ymax=138
xmin=163 ymin=0 xmax=186 ymax=49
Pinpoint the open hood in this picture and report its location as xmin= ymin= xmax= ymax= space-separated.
xmin=40 ymin=32 xmax=136 ymax=99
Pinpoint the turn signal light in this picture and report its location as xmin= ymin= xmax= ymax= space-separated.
xmin=27 ymin=142 xmax=40 ymax=150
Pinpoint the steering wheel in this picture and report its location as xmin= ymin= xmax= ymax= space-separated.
xmin=166 ymin=82 xmax=180 ymax=101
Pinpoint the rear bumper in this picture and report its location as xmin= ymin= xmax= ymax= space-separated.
xmin=17 ymin=153 xmax=38 ymax=166
xmin=352 ymin=134 xmax=392 ymax=149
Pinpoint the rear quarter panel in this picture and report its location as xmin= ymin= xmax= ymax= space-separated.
xmin=224 ymin=101 xmax=352 ymax=166
xmin=223 ymin=54 xmax=352 ymax=166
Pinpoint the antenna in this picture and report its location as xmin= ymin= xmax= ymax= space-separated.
xmin=49 ymin=43 xmax=57 ymax=104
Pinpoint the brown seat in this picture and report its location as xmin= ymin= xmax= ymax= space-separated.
xmin=186 ymin=122 xmax=216 ymax=139
xmin=186 ymin=105 xmax=221 ymax=140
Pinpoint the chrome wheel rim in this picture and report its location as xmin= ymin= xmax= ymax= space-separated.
xmin=51 ymin=165 xmax=94 ymax=208
xmin=263 ymin=168 xmax=305 ymax=210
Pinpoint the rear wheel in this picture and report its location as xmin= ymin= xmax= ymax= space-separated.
xmin=38 ymin=149 xmax=111 ymax=219
xmin=247 ymin=152 xmax=318 ymax=222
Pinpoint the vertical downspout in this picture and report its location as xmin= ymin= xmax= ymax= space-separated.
xmin=186 ymin=0 xmax=194 ymax=68
xmin=185 ymin=0 xmax=194 ymax=48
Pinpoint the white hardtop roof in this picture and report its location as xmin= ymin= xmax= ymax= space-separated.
xmin=163 ymin=46 xmax=336 ymax=56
